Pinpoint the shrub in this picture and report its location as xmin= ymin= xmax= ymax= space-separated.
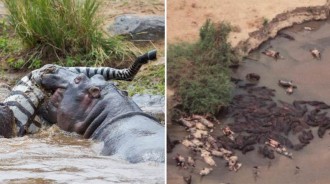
xmin=178 ymin=64 xmax=231 ymax=114
xmin=197 ymin=19 xmax=234 ymax=65
xmin=3 ymin=0 xmax=134 ymax=67
xmin=168 ymin=20 xmax=234 ymax=115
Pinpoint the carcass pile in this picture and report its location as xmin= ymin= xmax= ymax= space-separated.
xmin=174 ymin=114 xmax=242 ymax=176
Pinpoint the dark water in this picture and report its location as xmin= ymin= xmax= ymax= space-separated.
xmin=168 ymin=19 xmax=330 ymax=184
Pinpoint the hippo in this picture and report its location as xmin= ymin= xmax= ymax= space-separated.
xmin=1 ymin=50 xmax=158 ymax=137
xmin=0 ymin=50 xmax=164 ymax=163
xmin=40 ymin=67 xmax=165 ymax=163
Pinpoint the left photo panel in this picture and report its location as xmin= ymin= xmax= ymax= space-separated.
xmin=0 ymin=0 xmax=165 ymax=183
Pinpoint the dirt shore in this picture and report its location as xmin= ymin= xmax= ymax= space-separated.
xmin=167 ymin=0 xmax=327 ymax=47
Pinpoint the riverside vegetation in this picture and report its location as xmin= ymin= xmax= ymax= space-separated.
xmin=168 ymin=20 xmax=237 ymax=115
xmin=0 ymin=0 xmax=164 ymax=95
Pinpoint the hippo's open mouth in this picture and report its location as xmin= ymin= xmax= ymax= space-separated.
xmin=49 ymin=88 xmax=66 ymax=108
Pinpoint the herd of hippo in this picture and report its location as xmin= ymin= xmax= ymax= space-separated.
xmin=0 ymin=50 xmax=164 ymax=163
xmin=224 ymin=80 xmax=330 ymax=158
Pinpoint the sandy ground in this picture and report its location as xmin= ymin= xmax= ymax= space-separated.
xmin=0 ymin=0 xmax=164 ymax=20
xmin=167 ymin=0 xmax=327 ymax=47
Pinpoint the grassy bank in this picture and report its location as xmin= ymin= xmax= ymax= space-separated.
xmin=0 ymin=0 xmax=164 ymax=96
xmin=118 ymin=63 xmax=165 ymax=96
xmin=2 ymin=0 xmax=136 ymax=69
xmin=168 ymin=20 xmax=235 ymax=115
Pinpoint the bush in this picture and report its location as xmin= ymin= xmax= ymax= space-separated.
xmin=178 ymin=64 xmax=231 ymax=114
xmin=4 ymin=0 xmax=134 ymax=67
xmin=197 ymin=19 xmax=234 ymax=65
xmin=168 ymin=20 xmax=234 ymax=115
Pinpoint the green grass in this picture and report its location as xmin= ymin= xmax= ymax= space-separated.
xmin=3 ymin=0 xmax=136 ymax=68
xmin=117 ymin=64 xmax=165 ymax=96
xmin=168 ymin=20 xmax=234 ymax=115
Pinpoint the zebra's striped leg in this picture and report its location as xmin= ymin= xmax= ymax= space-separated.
xmin=3 ymin=73 xmax=46 ymax=136
xmin=1 ymin=64 xmax=68 ymax=137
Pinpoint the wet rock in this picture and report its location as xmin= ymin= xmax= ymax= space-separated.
xmin=132 ymin=94 xmax=164 ymax=121
xmin=108 ymin=14 xmax=165 ymax=40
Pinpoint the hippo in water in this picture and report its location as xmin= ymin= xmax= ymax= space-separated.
xmin=0 ymin=51 xmax=164 ymax=163
xmin=39 ymin=67 xmax=165 ymax=163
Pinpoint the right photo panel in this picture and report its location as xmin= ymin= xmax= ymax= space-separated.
xmin=167 ymin=0 xmax=330 ymax=183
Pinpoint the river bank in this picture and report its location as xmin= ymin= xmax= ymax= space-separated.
xmin=168 ymin=1 xmax=330 ymax=183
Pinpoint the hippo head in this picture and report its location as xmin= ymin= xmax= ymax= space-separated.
xmin=41 ymin=68 xmax=139 ymax=137
xmin=55 ymin=73 xmax=104 ymax=134
xmin=42 ymin=68 xmax=164 ymax=162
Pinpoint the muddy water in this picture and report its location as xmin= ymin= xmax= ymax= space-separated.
xmin=0 ymin=126 xmax=164 ymax=184
xmin=168 ymin=20 xmax=330 ymax=184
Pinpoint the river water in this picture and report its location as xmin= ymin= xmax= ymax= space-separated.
xmin=168 ymin=19 xmax=330 ymax=184
xmin=0 ymin=126 xmax=164 ymax=184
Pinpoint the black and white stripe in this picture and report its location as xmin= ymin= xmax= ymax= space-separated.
xmin=3 ymin=75 xmax=45 ymax=136
xmin=2 ymin=50 xmax=156 ymax=136
xmin=2 ymin=64 xmax=138 ymax=136
xmin=67 ymin=50 xmax=157 ymax=81
xmin=67 ymin=62 xmax=144 ymax=81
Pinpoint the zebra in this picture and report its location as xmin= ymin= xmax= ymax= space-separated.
xmin=1 ymin=50 xmax=157 ymax=137
xmin=67 ymin=50 xmax=156 ymax=80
